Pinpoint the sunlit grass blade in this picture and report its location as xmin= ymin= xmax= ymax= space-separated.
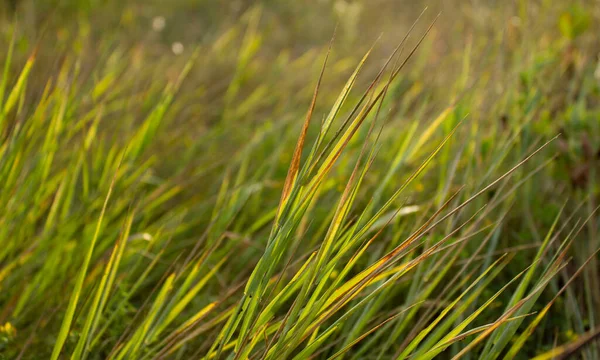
xmin=51 ymin=153 xmax=125 ymax=360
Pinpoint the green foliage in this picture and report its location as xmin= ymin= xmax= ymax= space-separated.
xmin=0 ymin=1 xmax=599 ymax=359
xmin=559 ymin=5 xmax=591 ymax=40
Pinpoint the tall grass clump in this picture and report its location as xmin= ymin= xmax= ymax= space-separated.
xmin=0 ymin=1 xmax=599 ymax=359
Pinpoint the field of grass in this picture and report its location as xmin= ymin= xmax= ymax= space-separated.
xmin=0 ymin=0 xmax=599 ymax=359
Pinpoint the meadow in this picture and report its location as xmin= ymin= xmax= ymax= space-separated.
xmin=0 ymin=0 xmax=599 ymax=359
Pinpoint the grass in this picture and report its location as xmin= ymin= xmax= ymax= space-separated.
xmin=0 ymin=0 xmax=599 ymax=359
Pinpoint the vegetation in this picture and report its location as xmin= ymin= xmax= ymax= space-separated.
xmin=0 ymin=1 xmax=599 ymax=359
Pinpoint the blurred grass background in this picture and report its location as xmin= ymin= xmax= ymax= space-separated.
xmin=0 ymin=0 xmax=599 ymax=359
